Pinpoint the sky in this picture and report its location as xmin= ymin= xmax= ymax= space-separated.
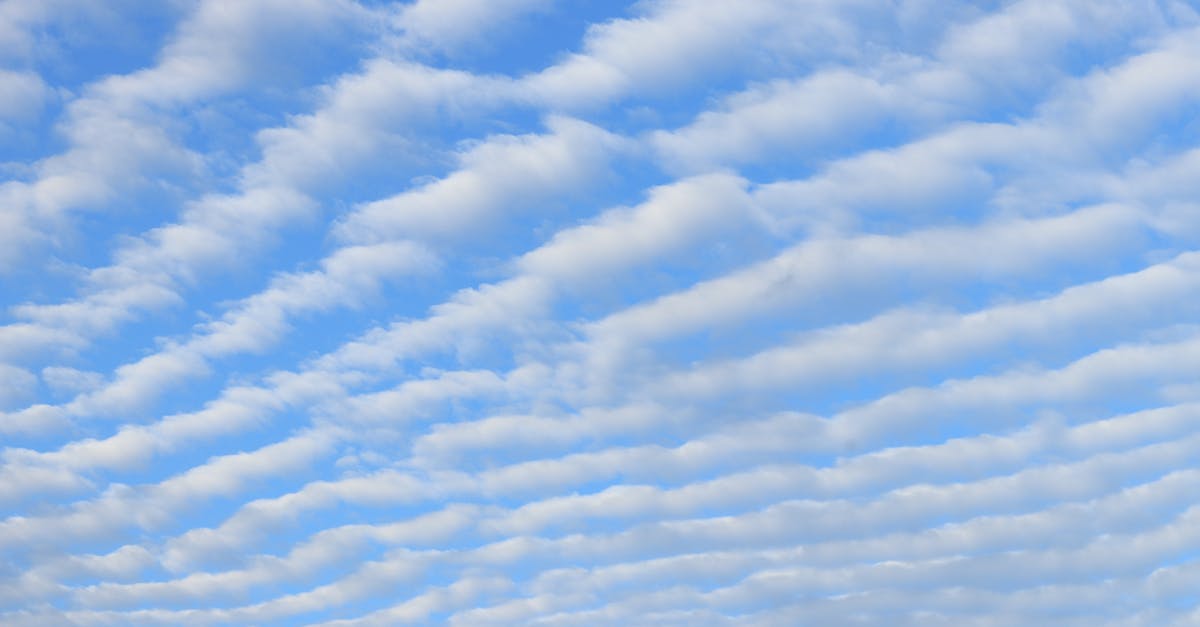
xmin=2 ymin=0 xmax=1200 ymax=624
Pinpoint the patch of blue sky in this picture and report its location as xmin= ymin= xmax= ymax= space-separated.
xmin=16 ymin=4 xmax=183 ymax=89
xmin=0 ymin=112 xmax=62 ymax=165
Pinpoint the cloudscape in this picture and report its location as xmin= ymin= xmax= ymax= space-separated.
xmin=3 ymin=1 xmax=1200 ymax=625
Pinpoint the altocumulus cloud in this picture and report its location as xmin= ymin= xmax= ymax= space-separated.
xmin=2 ymin=0 xmax=1200 ymax=625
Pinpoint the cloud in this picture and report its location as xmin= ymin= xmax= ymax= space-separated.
xmin=0 ymin=70 xmax=51 ymax=122
xmin=389 ymin=0 xmax=553 ymax=55
xmin=5 ymin=1 xmax=1200 ymax=625
xmin=336 ymin=116 xmax=629 ymax=243
xmin=0 ymin=364 xmax=36 ymax=410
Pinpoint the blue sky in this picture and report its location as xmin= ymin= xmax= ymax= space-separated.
xmin=3 ymin=0 xmax=1200 ymax=624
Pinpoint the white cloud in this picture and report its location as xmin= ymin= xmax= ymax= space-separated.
xmin=389 ymin=0 xmax=553 ymax=55
xmin=41 ymin=366 xmax=104 ymax=395
xmin=0 ymin=364 xmax=37 ymax=410
xmin=0 ymin=70 xmax=51 ymax=121
xmin=6 ymin=1 xmax=1200 ymax=624
xmin=517 ymin=172 xmax=754 ymax=282
xmin=521 ymin=0 xmax=886 ymax=109
xmin=337 ymin=116 xmax=628 ymax=243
